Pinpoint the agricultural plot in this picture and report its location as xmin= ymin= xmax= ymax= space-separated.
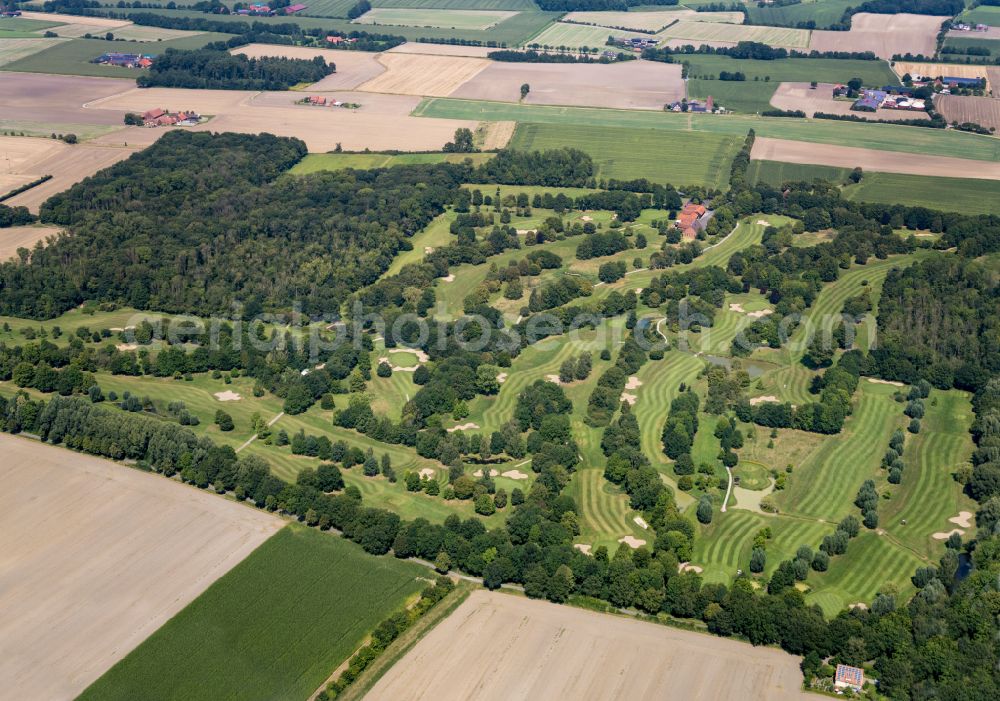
xmin=508 ymin=123 xmax=743 ymax=187
xmin=745 ymin=0 xmax=855 ymax=29
xmin=750 ymin=136 xmax=1000 ymax=181
xmin=450 ymin=59 xmax=684 ymax=110
xmin=768 ymin=81 xmax=927 ymax=121
xmin=562 ymin=9 xmax=741 ymax=32
xmin=232 ymin=43 xmax=386 ymax=89
xmin=101 ymin=24 xmax=206 ymax=41
xmin=0 ymin=224 xmax=62 ymax=261
xmin=528 ymin=21 xmax=650 ymax=49
xmin=843 ymin=172 xmax=1000 ymax=215
xmin=367 ymin=591 xmax=810 ymax=700
xmin=79 ymin=525 xmax=426 ymax=701
xmin=935 ymin=94 xmax=1000 ymax=132
xmin=0 ymin=16 xmax=62 ymax=31
xmin=360 ymin=53 xmax=490 ymax=96
xmin=373 ymin=0 xmax=537 ymax=8
xmin=353 ymin=8 xmax=518 ymax=30
xmin=415 ymin=98 xmax=1000 ymax=162
xmin=290 ymin=151 xmax=493 ymax=175
xmin=657 ymin=20 xmax=812 ymax=48
xmin=0 ymin=434 xmax=283 ymax=701
xmin=748 ymin=159 xmax=850 ymax=186
xmin=893 ymin=61 xmax=993 ymax=90
xmin=298 ymin=0 xmax=358 ymax=17
xmin=942 ymin=34 xmax=1000 ymax=57
xmin=958 ymin=4 xmax=1000 ymax=26
xmin=0 ymin=37 xmax=67 ymax=67
xmin=809 ymin=12 xmax=946 ymax=59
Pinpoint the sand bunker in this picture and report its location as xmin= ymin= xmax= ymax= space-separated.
xmin=501 ymin=470 xmax=529 ymax=480
xmin=418 ymin=467 xmax=437 ymax=479
xmin=214 ymin=391 xmax=242 ymax=401
xmin=472 ymin=469 xmax=500 ymax=478
xmin=441 ymin=273 xmax=455 ymax=282
xmin=949 ymin=511 xmax=973 ymax=528
xmin=496 ymin=372 xmax=508 ymax=384
xmin=729 ymin=303 xmax=746 ymax=313
xmin=634 ymin=516 xmax=648 ymax=530
xmin=746 ymin=309 xmax=773 ymax=319
xmin=868 ymin=378 xmax=904 ymax=387
xmin=545 ymin=374 xmax=562 ymax=384
xmin=573 ymin=543 xmax=592 ymax=555
xmin=620 ymin=392 xmax=637 ymax=406
xmin=678 ymin=562 xmax=703 ymax=574
xmin=618 ymin=535 xmax=647 ymax=549
xmin=749 ymin=395 xmax=779 ymax=406
xmin=932 ymin=529 xmax=964 ymax=541
xmin=624 ymin=376 xmax=642 ymax=390
xmin=447 ymin=422 xmax=480 ymax=432
xmin=390 ymin=347 xmax=430 ymax=363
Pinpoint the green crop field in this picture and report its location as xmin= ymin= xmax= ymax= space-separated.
xmin=748 ymin=159 xmax=851 ymax=186
xmin=687 ymin=79 xmax=779 ymax=114
xmin=942 ymin=35 xmax=1000 ymax=53
xmin=0 ymin=16 xmax=62 ymax=31
xmin=299 ymin=0 xmax=358 ymax=18
xmin=290 ymin=152 xmax=493 ymax=174
xmin=78 ymin=525 xmax=426 ymax=701
xmin=415 ymin=98 xmax=1000 ymax=162
xmin=528 ymin=21 xmax=644 ymax=49
xmin=959 ymin=4 xmax=1000 ymax=25
xmin=0 ymin=34 xmax=232 ymax=76
xmin=0 ymin=37 xmax=67 ymax=67
xmin=745 ymin=0 xmax=855 ymax=29
xmin=353 ymin=8 xmax=519 ymax=30
xmin=509 ymin=123 xmax=743 ymax=188
xmin=373 ymin=0 xmax=538 ymax=8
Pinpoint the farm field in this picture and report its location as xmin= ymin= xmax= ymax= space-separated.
xmin=99 ymin=24 xmax=205 ymax=41
xmin=935 ymin=94 xmax=1000 ymax=132
xmin=745 ymin=0 xmax=854 ymax=29
xmin=414 ymin=98 xmax=1000 ymax=162
xmin=78 ymin=525 xmax=427 ymax=701
xmin=450 ymin=59 xmax=684 ymax=110
xmin=958 ymin=4 xmax=1000 ymax=26
xmin=809 ymin=13 xmax=947 ymax=59
xmin=748 ymin=160 xmax=1000 ymax=215
xmin=0 ymin=34 xmax=232 ymax=77
xmin=372 ymin=0 xmax=536 ymax=7
xmin=527 ymin=21 xmax=647 ymax=49
xmin=0 ymin=36 xmax=66 ymax=67
xmin=509 ymin=122 xmax=742 ymax=187
xmin=942 ymin=34 xmax=1000 ymax=57
xmin=353 ymin=8 xmax=518 ymax=30
xmin=232 ymin=43 xmax=386 ymax=89
xmin=657 ymin=20 xmax=812 ymax=48
xmin=298 ymin=0 xmax=358 ymax=17
xmin=563 ymin=9 xmax=685 ymax=31
xmin=367 ymin=590 xmax=811 ymax=700
xmin=290 ymin=151 xmax=493 ymax=174
xmin=0 ymin=434 xmax=283 ymax=701
xmin=0 ymin=224 xmax=62 ymax=260
xmin=750 ymin=136 xmax=1000 ymax=181
xmin=360 ymin=53 xmax=490 ymax=96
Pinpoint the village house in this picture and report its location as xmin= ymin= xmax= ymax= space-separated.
xmin=94 ymin=52 xmax=154 ymax=69
xmin=140 ymin=108 xmax=202 ymax=127
xmin=834 ymin=664 xmax=864 ymax=692
xmin=676 ymin=202 xmax=708 ymax=241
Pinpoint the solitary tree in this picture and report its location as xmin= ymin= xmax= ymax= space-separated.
xmin=520 ymin=83 xmax=530 ymax=100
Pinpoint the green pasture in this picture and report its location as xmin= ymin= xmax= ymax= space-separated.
xmin=298 ymin=0 xmax=358 ymax=18
xmin=353 ymin=8 xmax=518 ymax=30
xmin=748 ymin=159 xmax=851 ymax=186
xmin=879 ymin=389 xmax=976 ymax=558
xmin=0 ymin=17 xmax=61 ymax=31
xmin=0 ymin=34 xmax=233 ymax=76
xmin=372 ymin=0 xmax=538 ymax=8
xmin=509 ymin=123 xmax=742 ymax=188
xmin=958 ymin=4 xmax=1000 ymax=25
xmin=687 ymin=79 xmax=779 ymax=114
xmin=289 ymin=152 xmax=493 ymax=175
xmin=778 ymin=381 xmax=904 ymax=522
xmin=78 ymin=525 xmax=426 ymax=701
xmin=942 ymin=35 xmax=1000 ymax=54
xmin=745 ymin=0 xmax=855 ymax=29
xmin=527 ymin=22 xmax=643 ymax=50
xmin=414 ymin=98 xmax=1000 ymax=162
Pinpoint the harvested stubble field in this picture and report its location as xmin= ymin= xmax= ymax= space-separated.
xmin=769 ymin=82 xmax=928 ymax=121
xmin=563 ymin=9 xmax=685 ymax=31
xmin=0 ymin=433 xmax=283 ymax=701
xmin=372 ymin=0 xmax=537 ymax=7
xmin=385 ymin=41 xmax=496 ymax=57
xmin=360 ymin=53 xmax=490 ymax=96
xmin=0 ymin=224 xmax=62 ymax=260
xmin=450 ymin=59 xmax=684 ymax=110
xmin=657 ymin=20 xmax=811 ymax=48
xmin=809 ymin=13 xmax=945 ymax=59
xmin=367 ymin=590 xmax=810 ymax=700
xmin=353 ymin=7 xmax=518 ymax=30
xmin=750 ymin=136 xmax=1000 ymax=181
xmin=18 ymin=10 xmax=131 ymax=29
xmin=89 ymin=88 xmax=476 ymax=151
xmin=79 ymin=525 xmax=427 ymax=701
xmin=0 ymin=72 xmax=133 ymax=126
xmin=232 ymin=43 xmax=386 ymax=90
xmin=106 ymin=24 xmax=206 ymax=41
xmin=935 ymin=94 xmax=1000 ymax=132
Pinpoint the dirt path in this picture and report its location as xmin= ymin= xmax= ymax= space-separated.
xmin=235 ymin=411 xmax=285 ymax=453
xmin=721 ymin=465 xmax=733 ymax=513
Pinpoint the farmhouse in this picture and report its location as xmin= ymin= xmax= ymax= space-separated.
xmin=140 ymin=108 xmax=202 ymax=127
xmin=677 ymin=202 xmax=709 ymax=239
xmin=852 ymin=89 xmax=887 ymax=112
xmin=238 ymin=3 xmax=276 ymax=16
xmin=284 ymin=3 xmax=307 ymax=13
xmin=834 ymin=664 xmax=864 ymax=692
xmin=1 ymin=8 xmax=22 ymax=16
xmin=667 ymin=97 xmax=717 ymax=113
xmin=942 ymin=76 xmax=984 ymax=89
xmin=94 ymin=52 xmax=154 ymax=69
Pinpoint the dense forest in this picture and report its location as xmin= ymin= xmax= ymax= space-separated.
xmin=137 ymin=46 xmax=333 ymax=90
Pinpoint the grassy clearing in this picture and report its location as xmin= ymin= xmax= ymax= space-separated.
xmin=289 ymin=152 xmax=493 ymax=174
xmin=414 ymin=98 xmax=1000 ymax=162
xmin=353 ymin=8 xmax=518 ymax=30
xmin=880 ymin=389 xmax=976 ymax=558
xmin=78 ymin=525 xmax=426 ymax=701
xmin=779 ymin=381 xmax=904 ymax=522
xmin=509 ymin=123 xmax=742 ymax=188
xmin=1 ymin=34 xmax=231 ymax=76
